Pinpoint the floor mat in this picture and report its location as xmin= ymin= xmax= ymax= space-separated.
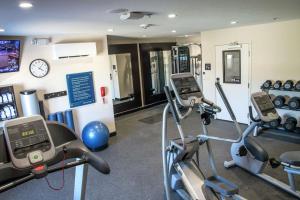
xmin=138 ymin=113 xmax=167 ymax=124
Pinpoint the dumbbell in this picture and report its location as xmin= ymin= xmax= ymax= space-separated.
xmin=283 ymin=80 xmax=294 ymax=90
xmin=273 ymin=80 xmax=282 ymax=90
xmin=262 ymin=80 xmax=272 ymax=89
xmin=283 ymin=116 xmax=298 ymax=132
xmin=269 ymin=117 xmax=281 ymax=128
xmin=288 ymin=97 xmax=300 ymax=110
xmin=273 ymin=95 xmax=289 ymax=108
xmin=295 ymin=81 xmax=300 ymax=91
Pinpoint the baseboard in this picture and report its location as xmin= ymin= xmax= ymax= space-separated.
xmin=109 ymin=131 xmax=117 ymax=137
xmin=115 ymin=100 xmax=167 ymax=117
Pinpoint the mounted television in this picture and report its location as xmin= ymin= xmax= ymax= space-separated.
xmin=0 ymin=40 xmax=20 ymax=73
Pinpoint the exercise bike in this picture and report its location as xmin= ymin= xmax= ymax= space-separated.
xmin=162 ymin=73 xmax=248 ymax=200
xmin=223 ymin=92 xmax=300 ymax=199
xmin=0 ymin=115 xmax=110 ymax=199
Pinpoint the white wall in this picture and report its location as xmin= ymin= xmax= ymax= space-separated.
xmin=201 ymin=19 xmax=300 ymax=123
xmin=0 ymin=35 xmax=116 ymax=135
xmin=201 ymin=19 xmax=300 ymax=100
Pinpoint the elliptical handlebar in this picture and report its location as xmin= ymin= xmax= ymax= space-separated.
xmin=164 ymin=86 xmax=180 ymax=124
xmin=248 ymin=106 xmax=261 ymax=123
xmin=215 ymin=78 xmax=237 ymax=121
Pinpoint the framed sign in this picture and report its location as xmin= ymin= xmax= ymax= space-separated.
xmin=66 ymin=72 xmax=96 ymax=108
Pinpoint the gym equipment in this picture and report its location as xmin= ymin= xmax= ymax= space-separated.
xmin=269 ymin=117 xmax=282 ymax=128
xmin=172 ymin=46 xmax=190 ymax=74
xmin=82 ymin=121 xmax=109 ymax=151
xmin=273 ymin=95 xmax=289 ymax=108
xmin=262 ymin=80 xmax=272 ymax=89
xmin=48 ymin=113 xmax=58 ymax=121
xmin=0 ymin=85 xmax=18 ymax=121
xmin=20 ymin=90 xmax=41 ymax=117
xmin=273 ymin=80 xmax=282 ymax=89
xmin=162 ymin=73 xmax=246 ymax=200
xmin=0 ymin=115 xmax=110 ymax=199
xmin=224 ymin=92 xmax=300 ymax=198
xmin=172 ymin=44 xmax=202 ymax=89
xmin=65 ymin=109 xmax=75 ymax=130
xmin=283 ymin=80 xmax=294 ymax=90
xmin=283 ymin=116 xmax=298 ymax=132
xmin=288 ymin=97 xmax=300 ymax=110
xmin=295 ymin=81 xmax=300 ymax=91
xmin=56 ymin=111 xmax=65 ymax=123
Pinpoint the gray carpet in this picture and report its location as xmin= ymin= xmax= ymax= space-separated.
xmin=1 ymin=105 xmax=299 ymax=200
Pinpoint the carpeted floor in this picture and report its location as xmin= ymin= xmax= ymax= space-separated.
xmin=1 ymin=104 xmax=299 ymax=200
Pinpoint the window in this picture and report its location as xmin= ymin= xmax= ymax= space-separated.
xmin=223 ymin=50 xmax=241 ymax=84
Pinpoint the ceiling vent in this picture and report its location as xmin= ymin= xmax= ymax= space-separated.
xmin=139 ymin=24 xmax=156 ymax=29
xmin=108 ymin=8 xmax=154 ymax=21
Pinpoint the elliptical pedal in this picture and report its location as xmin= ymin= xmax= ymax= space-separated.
xmin=204 ymin=176 xmax=239 ymax=197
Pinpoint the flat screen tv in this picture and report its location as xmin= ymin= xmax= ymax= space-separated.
xmin=0 ymin=40 xmax=20 ymax=73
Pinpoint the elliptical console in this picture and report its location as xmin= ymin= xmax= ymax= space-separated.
xmin=251 ymin=92 xmax=280 ymax=122
xmin=170 ymin=73 xmax=204 ymax=107
xmin=3 ymin=115 xmax=55 ymax=169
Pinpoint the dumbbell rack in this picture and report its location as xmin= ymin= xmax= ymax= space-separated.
xmin=0 ymin=85 xmax=19 ymax=122
xmin=259 ymin=84 xmax=300 ymax=141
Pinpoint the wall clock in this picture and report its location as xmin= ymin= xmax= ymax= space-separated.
xmin=29 ymin=59 xmax=50 ymax=78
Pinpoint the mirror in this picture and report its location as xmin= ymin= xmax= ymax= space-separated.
xmin=149 ymin=50 xmax=172 ymax=95
xmin=109 ymin=53 xmax=135 ymax=105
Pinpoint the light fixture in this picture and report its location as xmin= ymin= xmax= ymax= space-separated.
xmin=0 ymin=28 xmax=5 ymax=32
xmin=230 ymin=20 xmax=238 ymax=25
xmin=168 ymin=13 xmax=177 ymax=19
xmin=184 ymin=35 xmax=189 ymax=38
xmin=19 ymin=2 xmax=33 ymax=9
xmin=171 ymin=30 xmax=176 ymax=33
xmin=142 ymin=35 xmax=147 ymax=38
xmin=107 ymin=28 xmax=114 ymax=32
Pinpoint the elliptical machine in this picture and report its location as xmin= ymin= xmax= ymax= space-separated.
xmin=224 ymin=92 xmax=300 ymax=199
xmin=162 ymin=73 xmax=247 ymax=200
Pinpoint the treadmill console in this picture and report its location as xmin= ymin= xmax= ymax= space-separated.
xmin=251 ymin=92 xmax=279 ymax=122
xmin=170 ymin=73 xmax=203 ymax=107
xmin=3 ymin=115 xmax=55 ymax=169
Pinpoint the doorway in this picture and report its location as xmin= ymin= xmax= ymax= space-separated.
xmin=215 ymin=43 xmax=251 ymax=124
xmin=108 ymin=44 xmax=142 ymax=115
xmin=139 ymin=43 xmax=176 ymax=105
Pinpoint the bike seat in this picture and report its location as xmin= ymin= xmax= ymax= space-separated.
xmin=244 ymin=137 xmax=269 ymax=162
xmin=280 ymin=151 xmax=300 ymax=167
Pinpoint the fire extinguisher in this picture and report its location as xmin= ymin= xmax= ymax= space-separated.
xmin=100 ymin=87 xmax=106 ymax=104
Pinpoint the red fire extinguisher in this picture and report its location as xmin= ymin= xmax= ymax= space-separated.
xmin=100 ymin=87 xmax=106 ymax=104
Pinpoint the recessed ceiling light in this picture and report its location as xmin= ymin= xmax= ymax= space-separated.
xmin=230 ymin=20 xmax=238 ymax=25
xmin=19 ymin=2 xmax=33 ymax=9
xmin=0 ymin=28 xmax=5 ymax=32
xmin=168 ymin=14 xmax=177 ymax=18
xmin=172 ymin=30 xmax=177 ymax=33
xmin=107 ymin=28 xmax=114 ymax=32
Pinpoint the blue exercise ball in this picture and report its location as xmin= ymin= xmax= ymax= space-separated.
xmin=82 ymin=121 xmax=109 ymax=151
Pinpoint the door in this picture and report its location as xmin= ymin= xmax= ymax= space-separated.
xmin=216 ymin=43 xmax=250 ymax=124
xmin=140 ymin=43 xmax=175 ymax=105
xmin=108 ymin=44 xmax=142 ymax=115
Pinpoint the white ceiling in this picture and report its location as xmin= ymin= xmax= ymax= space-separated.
xmin=0 ymin=0 xmax=300 ymax=37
